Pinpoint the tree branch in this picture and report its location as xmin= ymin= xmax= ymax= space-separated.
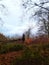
xmin=34 ymin=3 xmax=49 ymax=12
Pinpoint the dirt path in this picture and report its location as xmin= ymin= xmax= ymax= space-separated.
xmin=0 ymin=51 xmax=23 ymax=65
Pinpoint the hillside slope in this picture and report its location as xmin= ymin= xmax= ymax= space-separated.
xmin=0 ymin=33 xmax=7 ymax=41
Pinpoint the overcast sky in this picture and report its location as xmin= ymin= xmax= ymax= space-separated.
xmin=0 ymin=0 xmax=41 ymax=36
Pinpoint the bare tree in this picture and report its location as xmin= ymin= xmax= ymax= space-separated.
xmin=24 ymin=28 xmax=32 ymax=39
xmin=22 ymin=0 xmax=49 ymax=37
xmin=0 ymin=0 xmax=8 ymax=27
